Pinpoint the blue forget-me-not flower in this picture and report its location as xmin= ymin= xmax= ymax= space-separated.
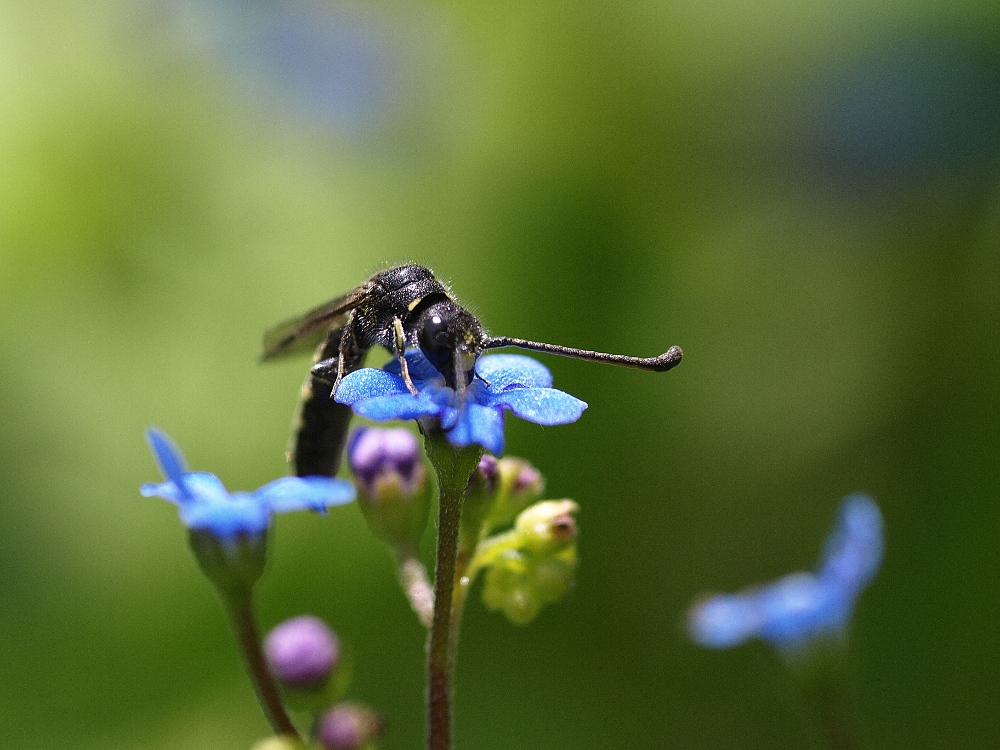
xmin=335 ymin=351 xmax=587 ymax=456
xmin=141 ymin=428 xmax=355 ymax=542
xmin=688 ymin=494 xmax=884 ymax=652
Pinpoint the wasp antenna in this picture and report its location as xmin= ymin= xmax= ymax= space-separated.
xmin=482 ymin=337 xmax=682 ymax=373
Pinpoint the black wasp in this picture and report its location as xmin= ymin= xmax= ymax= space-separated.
xmin=263 ymin=264 xmax=682 ymax=477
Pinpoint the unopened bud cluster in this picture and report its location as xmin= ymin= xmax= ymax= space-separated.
xmin=462 ymin=455 xmax=547 ymax=549
xmin=479 ymin=499 xmax=580 ymax=625
xmin=459 ymin=454 xmax=580 ymax=625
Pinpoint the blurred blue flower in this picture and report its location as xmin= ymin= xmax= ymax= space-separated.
xmin=689 ymin=494 xmax=884 ymax=652
xmin=140 ymin=428 xmax=355 ymax=541
xmin=800 ymin=39 xmax=1000 ymax=193
xmin=335 ymin=351 xmax=587 ymax=455
xmin=158 ymin=0 xmax=394 ymax=132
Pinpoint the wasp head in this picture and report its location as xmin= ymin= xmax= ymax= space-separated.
xmin=416 ymin=301 xmax=485 ymax=391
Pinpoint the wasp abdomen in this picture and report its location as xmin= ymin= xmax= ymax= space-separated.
xmin=291 ymin=328 xmax=365 ymax=477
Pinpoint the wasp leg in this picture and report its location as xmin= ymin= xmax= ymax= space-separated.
xmin=329 ymin=311 xmax=357 ymax=400
xmin=393 ymin=317 xmax=419 ymax=396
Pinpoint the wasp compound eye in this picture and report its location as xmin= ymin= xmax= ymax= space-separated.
xmin=418 ymin=311 xmax=458 ymax=382
xmin=420 ymin=313 xmax=449 ymax=350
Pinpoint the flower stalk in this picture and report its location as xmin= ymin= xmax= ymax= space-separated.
xmin=810 ymin=681 xmax=858 ymax=750
xmin=224 ymin=592 xmax=300 ymax=739
xmin=187 ymin=530 xmax=300 ymax=740
xmin=423 ymin=431 xmax=484 ymax=750
xmin=789 ymin=641 xmax=860 ymax=750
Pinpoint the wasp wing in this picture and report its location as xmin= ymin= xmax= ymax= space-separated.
xmin=261 ymin=284 xmax=370 ymax=361
xmin=262 ymin=319 xmax=344 ymax=361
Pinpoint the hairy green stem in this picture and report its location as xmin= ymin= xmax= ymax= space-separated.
xmin=423 ymin=433 xmax=483 ymax=750
xmin=789 ymin=640 xmax=860 ymax=750
xmin=806 ymin=670 xmax=859 ymax=750
xmin=427 ymin=478 xmax=463 ymax=750
xmin=225 ymin=594 xmax=300 ymax=740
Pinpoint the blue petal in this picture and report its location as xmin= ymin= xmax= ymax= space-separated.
xmin=140 ymin=481 xmax=183 ymax=505
xmin=755 ymin=572 xmax=846 ymax=648
xmin=818 ymin=494 xmax=883 ymax=595
xmin=477 ymin=354 xmax=553 ymax=391
xmin=446 ymin=402 xmax=505 ymax=455
xmin=145 ymin=428 xmax=194 ymax=501
xmin=182 ymin=472 xmax=231 ymax=502
xmin=180 ymin=497 xmax=271 ymax=539
xmin=352 ymin=392 xmax=443 ymax=422
xmin=251 ymin=476 xmax=356 ymax=513
xmin=688 ymin=593 xmax=763 ymax=648
xmin=140 ymin=472 xmax=228 ymax=505
xmin=383 ymin=350 xmax=446 ymax=382
xmin=437 ymin=404 xmax=460 ymax=430
xmin=486 ymin=387 xmax=587 ymax=425
xmin=336 ymin=368 xmax=410 ymax=404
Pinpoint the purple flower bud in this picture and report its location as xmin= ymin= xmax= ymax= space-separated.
xmin=264 ymin=615 xmax=339 ymax=687
xmin=348 ymin=427 xmax=423 ymax=496
xmin=347 ymin=427 xmax=430 ymax=549
xmin=317 ymin=702 xmax=382 ymax=750
xmin=512 ymin=463 xmax=542 ymax=494
xmin=497 ymin=457 xmax=545 ymax=501
xmin=476 ymin=454 xmax=500 ymax=492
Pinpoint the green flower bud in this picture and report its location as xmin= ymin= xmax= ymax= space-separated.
xmin=480 ymin=500 xmax=579 ymax=625
xmin=514 ymin=500 xmax=578 ymax=555
xmin=528 ymin=545 xmax=577 ymax=601
xmin=250 ymin=737 xmax=306 ymax=750
xmin=481 ymin=551 xmax=541 ymax=625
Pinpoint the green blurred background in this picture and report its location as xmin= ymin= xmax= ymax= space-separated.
xmin=2 ymin=1 xmax=999 ymax=748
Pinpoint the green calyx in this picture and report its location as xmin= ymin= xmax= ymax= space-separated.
xmin=188 ymin=529 xmax=268 ymax=600
xmin=356 ymin=467 xmax=431 ymax=553
xmin=422 ymin=430 xmax=485 ymax=495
